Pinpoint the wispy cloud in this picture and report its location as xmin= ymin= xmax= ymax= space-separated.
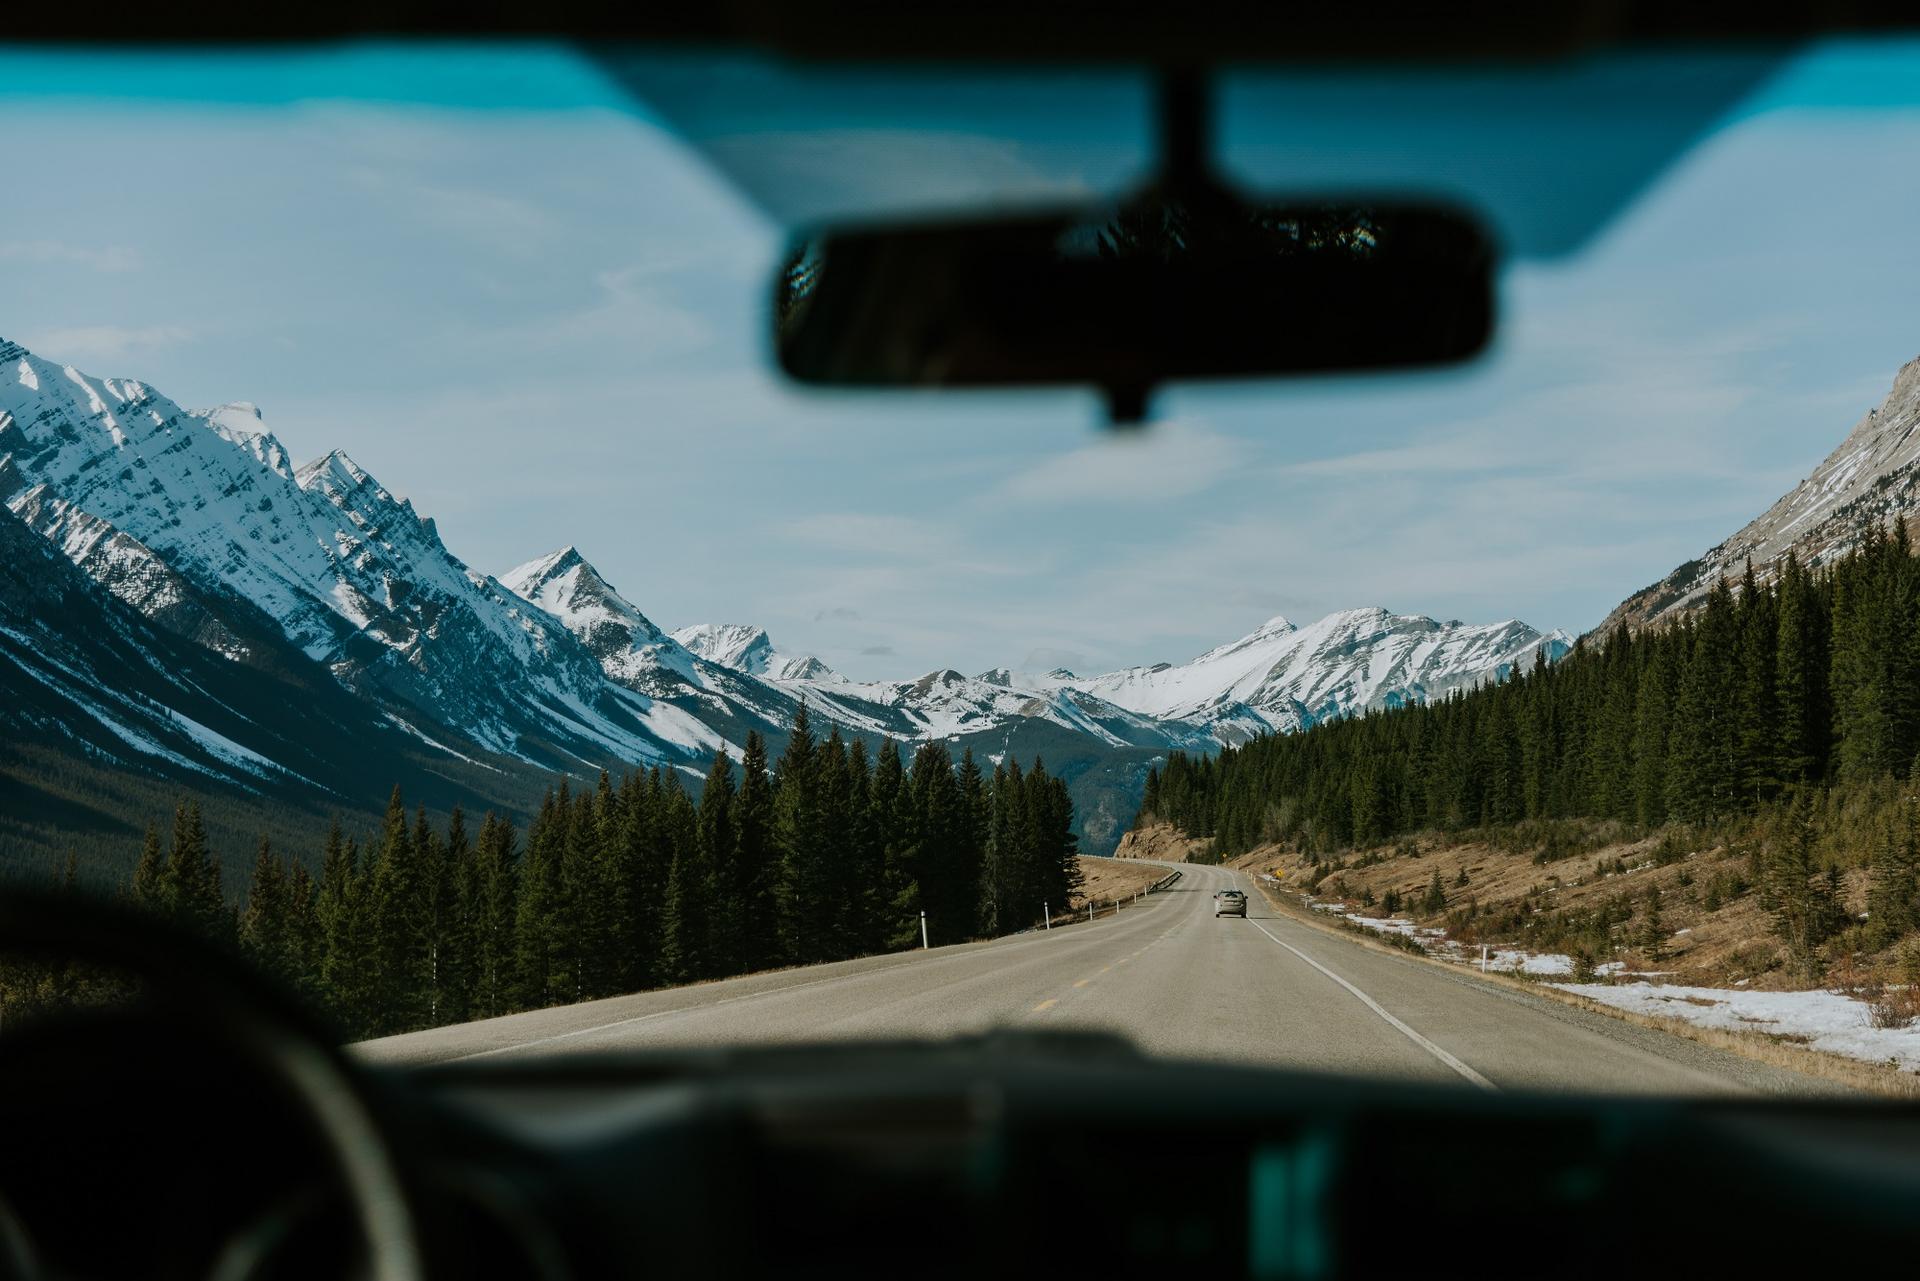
xmin=0 ymin=240 xmax=138 ymax=272
xmin=998 ymin=418 xmax=1246 ymax=504
xmin=23 ymin=324 xmax=191 ymax=363
xmin=781 ymin=511 xmax=946 ymax=558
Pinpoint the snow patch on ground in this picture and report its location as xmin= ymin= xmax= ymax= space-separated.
xmin=1558 ymin=981 xmax=1920 ymax=1073
xmin=1305 ymin=896 xmax=1640 ymax=978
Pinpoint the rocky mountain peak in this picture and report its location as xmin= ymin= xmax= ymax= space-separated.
xmin=1598 ymin=354 xmax=1920 ymax=635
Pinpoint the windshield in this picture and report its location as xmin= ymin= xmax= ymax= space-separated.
xmin=5 ymin=38 xmax=1920 ymax=1095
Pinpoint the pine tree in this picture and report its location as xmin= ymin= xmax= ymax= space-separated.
xmin=979 ymin=761 xmax=1016 ymax=936
xmin=130 ymin=823 xmax=166 ymax=913
xmin=1667 ymin=581 xmax=1739 ymax=820
xmin=774 ymin=703 xmax=835 ymax=964
xmin=870 ymin=739 xmax=917 ymax=951
xmin=816 ymin=729 xmax=856 ymax=961
xmin=1621 ymin=638 xmax=1664 ymax=828
xmin=1421 ymin=868 xmax=1447 ymax=915
xmin=907 ymin=741 xmax=971 ymax=947
xmin=470 ymin=812 xmax=520 ymax=1019
xmin=698 ymin=750 xmax=739 ymax=974
xmin=239 ymin=836 xmax=291 ymax=984
xmin=840 ymin=738 xmax=885 ymax=952
xmin=165 ymin=800 xmax=229 ymax=944
xmin=657 ymin=775 xmax=704 ymax=983
xmin=559 ymin=782 xmax=615 ymax=1000
xmin=618 ymin=770 xmax=668 ymax=992
xmin=1766 ymin=793 xmax=1829 ymax=981
xmin=732 ymin=732 xmax=778 ymax=973
xmin=436 ymin=806 xmax=473 ymax=1025
xmin=1867 ymin=773 xmax=1920 ymax=947
xmin=1637 ymin=886 xmax=1668 ymax=963
xmin=1773 ymin=552 xmax=1826 ymax=786
xmin=365 ymin=787 xmax=426 ymax=1034
xmin=515 ymin=786 xmax=569 ymax=1009
xmin=286 ymin=861 xmax=321 ymax=1002
xmin=317 ymin=819 xmax=374 ymax=1035
xmin=1732 ymin=559 xmax=1780 ymax=804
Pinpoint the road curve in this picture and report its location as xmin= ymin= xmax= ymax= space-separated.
xmin=357 ymin=861 xmax=1845 ymax=1095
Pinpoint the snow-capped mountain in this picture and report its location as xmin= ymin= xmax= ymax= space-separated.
xmin=503 ymin=547 xmax=700 ymax=691
xmin=501 ymin=550 xmax=1203 ymax=752
xmin=2 ymin=335 xmax=1567 ymax=855
xmin=1601 ymin=354 xmax=1920 ymax=633
xmin=672 ymin=623 xmax=835 ymax=683
xmin=0 ymin=337 xmax=723 ymax=772
xmin=670 ymin=606 xmax=1569 ymax=751
xmin=1049 ymin=608 xmax=1572 ymax=744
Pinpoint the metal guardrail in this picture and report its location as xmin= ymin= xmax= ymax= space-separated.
xmin=1147 ymin=869 xmax=1183 ymax=893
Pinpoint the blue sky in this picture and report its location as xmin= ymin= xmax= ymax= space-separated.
xmin=6 ymin=41 xmax=1920 ymax=680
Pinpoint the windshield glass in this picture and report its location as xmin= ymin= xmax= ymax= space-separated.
xmin=5 ymin=38 xmax=1920 ymax=1092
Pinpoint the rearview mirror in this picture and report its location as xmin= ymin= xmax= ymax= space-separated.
xmin=773 ymin=189 xmax=1495 ymax=422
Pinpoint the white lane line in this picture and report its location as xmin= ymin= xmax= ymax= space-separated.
xmin=1246 ymin=918 xmax=1495 ymax=1091
xmin=442 ymin=968 xmax=866 ymax=1061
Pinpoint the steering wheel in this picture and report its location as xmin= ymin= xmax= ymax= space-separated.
xmin=0 ymin=889 xmax=424 ymax=1281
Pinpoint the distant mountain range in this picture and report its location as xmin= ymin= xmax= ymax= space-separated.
xmin=1602 ymin=356 xmax=1920 ymax=634
xmin=0 ymin=336 xmax=1566 ymax=857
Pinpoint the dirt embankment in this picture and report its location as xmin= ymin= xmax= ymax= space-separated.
xmin=1112 ymin=821 xmax=1207 ymax=863
xmin=1071 ymin=855 xmax=1168 ymax=909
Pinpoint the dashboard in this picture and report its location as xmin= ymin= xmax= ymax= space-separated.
xmin=4 ymin=1018 xmax=1919 ymax=1280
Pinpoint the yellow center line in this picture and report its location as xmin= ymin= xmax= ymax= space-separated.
xmin=1073 ymin=979 xmax=1090 ymax=988
xmin=1116 ymin=958 xmax=1130 ymax=966
xmin=1033 ymin=998 xmax=1057 ymax=1012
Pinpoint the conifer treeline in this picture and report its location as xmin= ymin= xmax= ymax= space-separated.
xmin=118 ymin=705 xmax=1081 ymax=1039
xmin=1141 ymin=525 xmax=1920 ymax=859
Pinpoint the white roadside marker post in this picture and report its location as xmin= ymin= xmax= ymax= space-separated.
xmin=920 ymin=910 xmax=929 ymax=950
xmin=1044 ymin=902 xmax=1050 ymax=930
xmin=1480 ymin=944 xmax=1488 ymax=973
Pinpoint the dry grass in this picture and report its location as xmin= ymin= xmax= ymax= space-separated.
xmin=1867 ymin=988 xmax=1919 ymax=1030
xmin=1070 ymin=855 xmax=1167 ymax=910
xmin=1229 ymin=823 xmax=1878 ymax=990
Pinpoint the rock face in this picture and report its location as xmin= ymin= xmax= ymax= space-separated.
xmin=1112 ymin=822 xmax=1208 ymax=863
xmin=1600 ymin=356 xmax=1920 ymax=635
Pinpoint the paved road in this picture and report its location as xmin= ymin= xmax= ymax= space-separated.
xmin=357 ymin=861 xmax=1844 ymax=1095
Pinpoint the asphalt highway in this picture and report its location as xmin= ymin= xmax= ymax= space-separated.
xmin=358 ymin=860 xmax=1845 ymax=1095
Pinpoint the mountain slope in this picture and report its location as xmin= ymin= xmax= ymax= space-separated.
xmin=0 ymin=496 xmax=558 ymax=875
xmin=1601 ymin=355 xmax=1920 ymax=633
xmin=0 ymin=338 xmax=721 ymax=774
